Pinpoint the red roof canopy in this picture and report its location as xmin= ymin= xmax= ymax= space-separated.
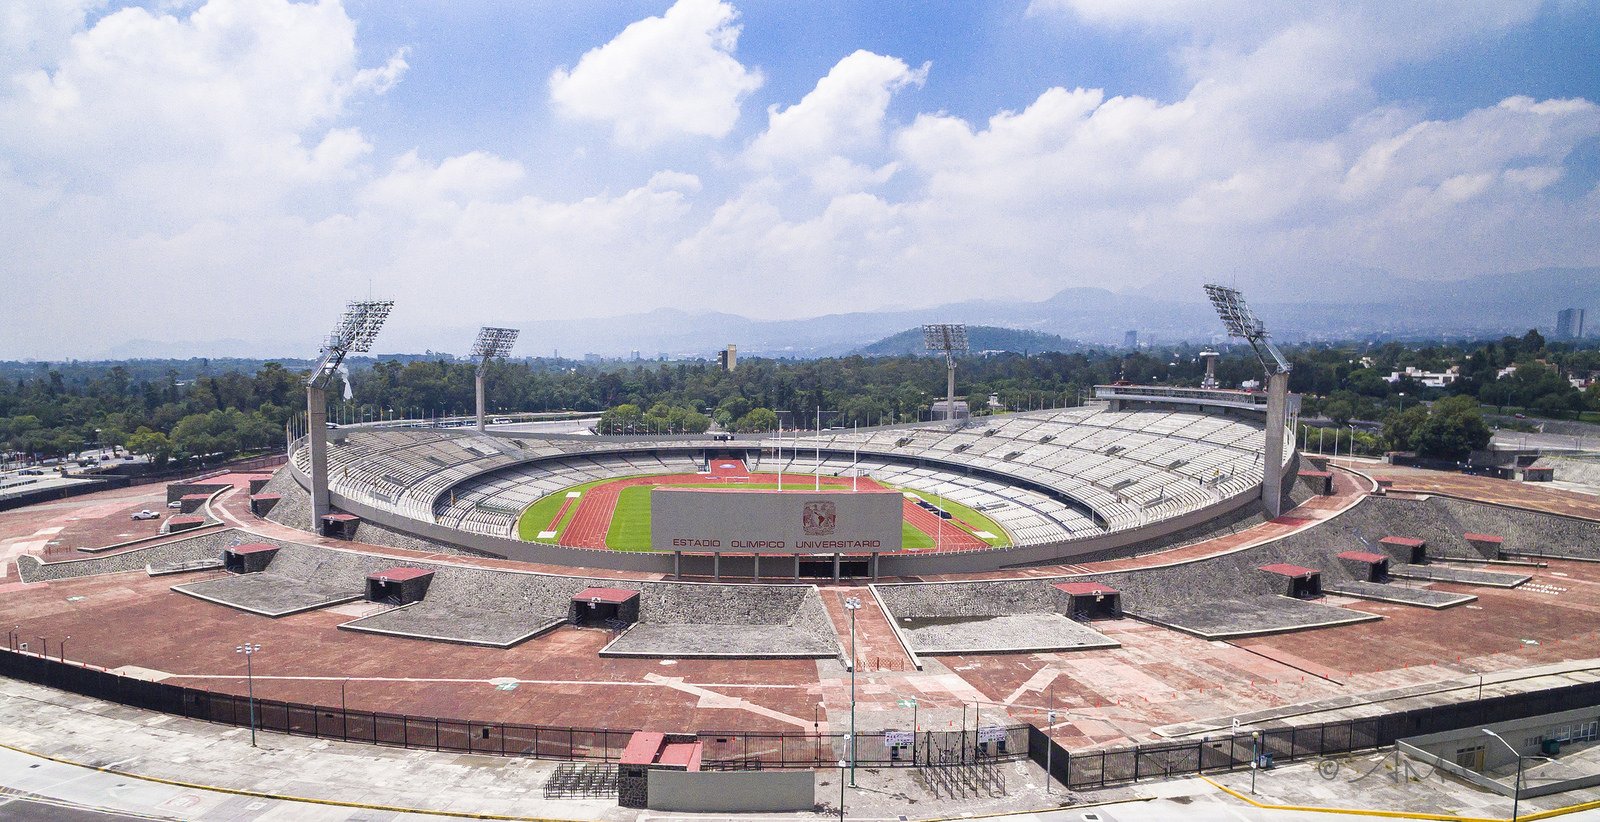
xmin=248 ymin=493 xmax=281 ymax=501
xmin=1297 ymin=470 xmax=1333 ymax=478
xmin=1463 ymin=533 xmax=1504 ymax=543
xmin=657 ymin=742 xmax=703 ymax=771
xmin=620 ymin=732 xmax=666 ymax=765
xmin=1053 ymin=582 xmax=1119 ymax=596
xmin=574 ymin=587 xmax=640 ymax=605
xmin=180 ymin=493 xmax=212 ymax=501
xmin=321 ymin=513 xmax=360 ymax=522
xmin=368 ymin=567 xmax=433 ymax=582
xmin=228 ymin=543 xmax=279 ymax=555
xmin=1337 ymin=551 xmax=1389 ymax=564
xmin=1379 ymin=536 xmax=1425 ymax=547
xmin=1259 ymin=563 xmax=1318 ymax=578
xmin=618 ymin=732 xmax=702 ymax=771
xmin=167 ymin=515 xmax=204 ymax=524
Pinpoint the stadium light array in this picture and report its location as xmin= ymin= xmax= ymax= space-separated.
xmin=1202 ymin=284 xmax=1289 ymax=376
xmin=308 ymin=300 xmax=394 ymax=389
xmin=471 ymin=327 xmax=520 ymax=375
xmin=922 ymin=323 xmax=968 ymax=358
xmin=923 ymin=323 xmax=968 ymax=422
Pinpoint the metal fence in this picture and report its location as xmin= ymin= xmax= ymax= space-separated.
xmin=0 ymin=648 xmax=1026 ymax=768
xmin=1028 ymin=719 xmax=1384 ymax=791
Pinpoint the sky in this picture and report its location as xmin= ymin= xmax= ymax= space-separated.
xmin=2 ymin=0 xmax=1598 ymax=359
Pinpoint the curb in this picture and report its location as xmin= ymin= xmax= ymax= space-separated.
xmin=1201 ymin=775 xmax=1600 ymax=821
xmin=0 ymin=739 xmax=583 ymax=822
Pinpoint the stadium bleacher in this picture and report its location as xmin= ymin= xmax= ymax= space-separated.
xmin=292 ymin=403 xmax=1270 ymax=552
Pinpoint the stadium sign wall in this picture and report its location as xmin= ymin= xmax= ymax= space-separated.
xmin=650 ymin=488 xmax=904 ymax=554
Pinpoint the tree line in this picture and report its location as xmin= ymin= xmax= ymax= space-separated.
xmin=4 ymin=330 xmax=1593 ymax=469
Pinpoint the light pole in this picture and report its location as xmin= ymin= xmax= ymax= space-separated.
xmin=844 ymin=596 xmax=861 ymax=787
xmin=1045 ymin=680 xmax=1055 ymax=794
xmin=60 ymin=635 xmax=68 ymax=662
xmin=1250 ymin=730 xmax=1260 ymax=794
xmin=235 ymin=643 xmax=262 ymax=747
xmin=1482 ymin=729 xmax=1531 ymax=821
xmin=837 ymin=757 xmax=847 ymax=821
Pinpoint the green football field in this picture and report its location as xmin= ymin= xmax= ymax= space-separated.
xmin=516 ymin=474 xmax=1010 ymax=550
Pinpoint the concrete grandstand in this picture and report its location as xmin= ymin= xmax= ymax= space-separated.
xmin=285 ymin=389 xmax=1288 ymax=580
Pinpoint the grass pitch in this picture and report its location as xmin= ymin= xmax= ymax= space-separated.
xmin=516 ymin=477 xmax=610 ymax=542
xmin=516 ymin=473 xmax=1010 ymax=550
xmin=895 ymin=488 xmax=1011 ymax=548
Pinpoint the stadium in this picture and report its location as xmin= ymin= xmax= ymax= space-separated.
xmin=4 ymin=298 xmax=1600 ymax=817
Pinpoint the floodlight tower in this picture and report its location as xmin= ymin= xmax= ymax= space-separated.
xmin=470 ymin=327 xmax=520 ymax=431
xmin=305 ymin=300 xmax=393 ymax=529
xmin=923 ymin=324 xmax=968 ymax=422
xmin=1204 ymin=284 xmax=1293 ymax=517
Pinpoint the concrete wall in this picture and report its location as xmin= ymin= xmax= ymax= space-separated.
xmin=1399 ymin=706 xmax=1600 ymax=799
xmin=644 ymin=769 xmax=813 ymax=812
xmin=651 ymin=488 xmax=902 ymax=553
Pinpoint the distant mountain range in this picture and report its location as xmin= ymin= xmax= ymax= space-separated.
xmin=87 ymin=265 xmax=1600 ymax=361
xmin=854 ymin=326 xmax=1094 ymax=356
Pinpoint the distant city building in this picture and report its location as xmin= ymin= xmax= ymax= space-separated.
xmin=1123 ymin=330 xmax=1138 ymax=349
xmin=931 ymin=399 xmax=970 ymax=421
xmin=630 ymin=349 xmax=641 ymax=361
xmin=1385 ymin=365 xmax=1460 ymax=388
xmin=716 ymin=344 xmax=737 ymax=372
xmin=1557 ymin=308 xmax=1586 ymax=340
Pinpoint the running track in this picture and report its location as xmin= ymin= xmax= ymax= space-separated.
xmin=559 ymin=460 xmax=988 ymax=552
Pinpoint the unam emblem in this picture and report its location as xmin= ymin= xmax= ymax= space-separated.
xmin=802 ymin=501 xmax=837 ymax=535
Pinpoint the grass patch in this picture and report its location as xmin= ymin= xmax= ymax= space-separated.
xmin=605 ymin=485 xmax=656 ymax=551
xmin=894 ymin=487 xmax=1011 ymax=547
xmin=902 ymin=521 xmax=934 ymax=549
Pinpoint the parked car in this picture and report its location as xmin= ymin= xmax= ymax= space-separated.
xmin=492 ymin=417 xmax=513 ymax=425
xmin=20 ymin=468 xmax=44 ymax=475
xmin=131 ymin=510 xmax=159 ymax=520
xmin=167 ymin=500 xmax=183 ymax=508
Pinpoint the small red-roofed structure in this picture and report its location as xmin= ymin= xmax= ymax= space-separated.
xmin=569 ymin=587 xmax=641 ymax=626
xmin=177 ymin=493 xmax=212 ymax=514
xmin=320 ymin=512 xmax=360 ymax=539
xmin=248 ymin=493 xmax=281 ymax=517
xmin=166 ymin=514 xmax=206 ymax=534
xmin=1463 ymin=533 xmax=1504 ymax=560
xmin=1298 ymin=470 xmax=1334 ymax=495
xmin=366 ymin=567 xmax=434 ymax=604
xmin=1259 ymin=563 xmax=1322 ymax=598
xmin=618 ymin=732 xmax=702 ymax=808
xmin=1379 ymin=536 xmax=1427 ymax=564
xmin=224 ymin=542 xmax=279 ymax=573
xmin=1336 ymin=550 xmax=1391 ymax=582
xmin=1052 ymin=581 xmax=1122 ymax=620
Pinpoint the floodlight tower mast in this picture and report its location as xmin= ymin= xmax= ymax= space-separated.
xmin=305 ymin=300 xmax=393 ymax=530
xmin=470 ymin=327 xmax=520 ymax=432
xmin=1203 ymin=284 xmax=1293 ymax=517
xmin=923 ymin=324 xmax=968 ymax=423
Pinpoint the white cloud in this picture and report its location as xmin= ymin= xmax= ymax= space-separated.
xmin=748 ymin=50 xmax=926 ymax=164
xmin=1 ymin=0 xmax=1597 ymax=357
xmin=0 ymin=0 xmax=404 ymax=223
xmin=548 ymin=0 xmax=762 ymax=147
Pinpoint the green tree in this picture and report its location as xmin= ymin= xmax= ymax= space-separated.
xmin=734 ymin=407 xmax=779 ymax=433
xmin=1410 ymin=396 xmax=1492 ymax=460
xmin=125 ymin=427 xmax=174 ymax=467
